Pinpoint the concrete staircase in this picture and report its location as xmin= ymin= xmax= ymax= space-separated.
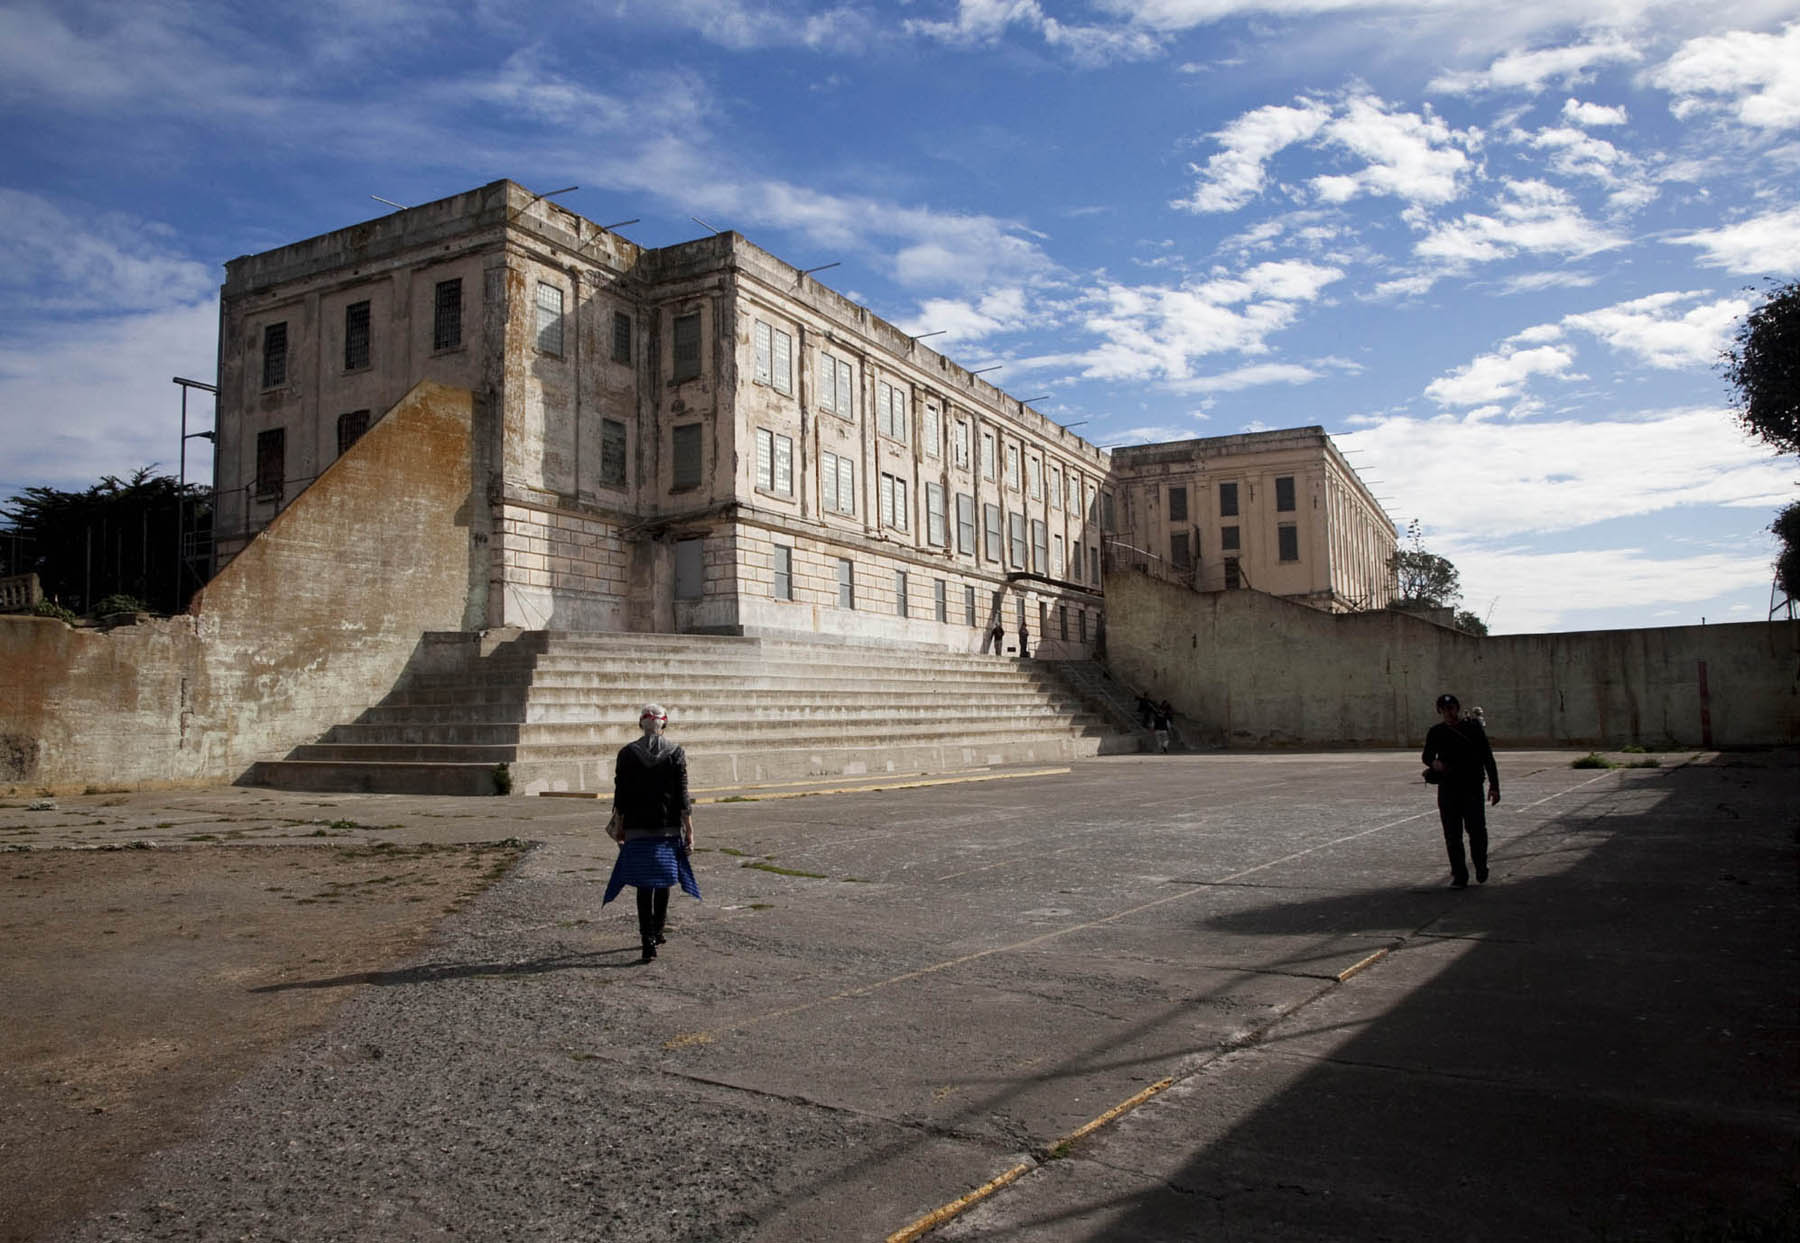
xmin=246 ymin=632 xmax=1139 ymax=796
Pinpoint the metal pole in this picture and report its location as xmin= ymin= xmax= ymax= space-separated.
xmin=177 ymin=384 xmax=187 ymax=612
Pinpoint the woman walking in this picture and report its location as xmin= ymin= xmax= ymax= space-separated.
xmin=603 ymin=704 xmax=699 ymax=961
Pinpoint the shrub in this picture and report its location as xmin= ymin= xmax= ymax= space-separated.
xmin=1571 ymin=752 xmax=1616 ymax=769
xmin=29 ymin=598 xmax=78 ymax=624
xmin=492 ymin=763 xmax=513 ymax=795
xmin=92 ymin=593 xmax=151 ymax=617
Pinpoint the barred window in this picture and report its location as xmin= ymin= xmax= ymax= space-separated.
xmin=336 ymin=409 xmax=370 ymax=456
xmin=1171 ymin=531 xmax=1191 ymax=569
xmin=1049 ymin=465 xmax=1061 ymax=510
xmin=837 ymin=558 xmax=855 ymax=609
xmin=895 ymin=570 xmax=908 ymax=618
xmin=1005 ymin=442 xmax=1020 ymax=490
xmin=1221 ymin=524 xmax=1240 ymax=552
xmin=433 ymin=280 xmax=462 ymax=351
xmin=344 ymin=300 xmax=371 ymax=371
xmin=672 ymin=311 xmax=701 ymax=380
xmin=877 ymin=381 xmax=908 ymax=442
xmin=964 ymin=585 xmax=977 ymax=628
xmin=923 ymin=403 xmax=941 ymax=457
xmin=1028 ymin=456 xmax=1042 ymax=499
xmin=1052 ymin=534 xmax=1064 ymax=579
xmin=672 ymin=423 xmax=702 ymax=490
xmin=1031 ymin=518 xmax=1048 ymax=573
xmin=934 ymin=579 xmax=947 ymax=623
xmin=535 ymin=283 xmax=564 ymax=356
xmin=821 ymin=450 xmax=854 ymax=515
xmin=261 ymin=322 xmax=287 ymax=388
xmin=981 ymin=432 xmax=996 ymax=481
xmin=819 ymin=351 xmax=855 ymax=418
xmin=952 ymin=420 xmax=971 ymax=469
xmin=879 ymin=472 xmax=909 ymax=532
xmin=956 ymin=492 xmax=976 ymax=555
xmin=755 ymin=428 xmax=794 ymax=496
xmin=1168 ymin=486 xmax=1187 ymax=523
xmin=983 ymin=503 xmax=1003 ymax=563
xmin=601 ymin=418 xmax=627 ymax=487
xmin=612 ymin=312 xmax=631 ymax=364
xmin=1008 ymin=512 xmax=1027 ymax=569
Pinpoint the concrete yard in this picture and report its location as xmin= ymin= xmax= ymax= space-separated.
xmin=4 ymin=749 xmax=1796 ymax=1242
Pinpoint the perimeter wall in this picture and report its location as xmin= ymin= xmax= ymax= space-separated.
xmin=0 ymin=383 xmax=479 ymax=791
xmin=1105 ymin=571 xmax=1800 ymax=749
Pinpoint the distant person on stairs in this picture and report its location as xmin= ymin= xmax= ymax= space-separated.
xmin=604 ymin=704 xmax=699 ymax=962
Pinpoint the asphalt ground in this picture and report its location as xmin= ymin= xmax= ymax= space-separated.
xmin=14 ymin=748 xmax=1799 ymax=1242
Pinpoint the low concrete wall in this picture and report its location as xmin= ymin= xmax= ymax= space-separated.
xmin=0 ymin=383 xmax=478 ymax=792
xmin=1106 ymin=572 xmax=1800 ymax=749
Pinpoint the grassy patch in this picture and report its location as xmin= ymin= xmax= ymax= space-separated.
xmin=742 ymin=861 xmax=827 ymax=879
xmin=663 ymin=1032 xmax=715 ymax=1050
xmin=716 ymin=847 xmax=749 ymax=857
xmin=748 ymin=902 xmax=775 ymax=911
xmin=1571 ymin=752 xmax=1617 ymax=769
xmin=715 ymin=795 xmax=755 ymax=803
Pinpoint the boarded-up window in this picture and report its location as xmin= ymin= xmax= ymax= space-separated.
xmin=600 ymin=418 xmax=627 ymax=487
xmin=255 ymin=427 xmax=285 ymax=500
xmin=1225 ymin=556 xmax=1242 ymax=589
xmin=433 ymin=280 xmax=462 ymax=351
xmin=1278 ymin=522 xmax=1299 ymax=561
xmin=672 ymin=423 xmax=702 ymax=490
xmin=1276 ymin=475 xmax=1296 ymax=512
xmin=1219 ymin=481 xmax=1239 ymax=517
xmin=1221 ymin=524 xmax=1240 ymax=551
xmin=1171 ymin=531 xmax=1191 ymax=569
xmin=336 ymin=410 xmax=370 ymax=456
xmin=344 ymin=300 xmax=371 ymax=371
xmin=536 ymin=283 xmax=564 ymax=356
xmin=261 ymin=322 xmax=287 ymax=388
xmin=674 ymin=538 xmax=703 ymax=599
xmin=1168 ymin=486 xmax=1187 ymax=522
xmin=672 ymin=311 xmax=701 ymax=381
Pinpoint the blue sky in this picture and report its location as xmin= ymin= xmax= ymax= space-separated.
xmin=2 ymin=0 xmax=1796 ymax=633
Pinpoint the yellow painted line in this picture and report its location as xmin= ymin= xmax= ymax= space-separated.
xmin=1335 ymin=947 xmax=1389 ymax=982
xmin=535 ymin=768 xmax=1070 ymax=803
xmin=887 ymin=1075 xmax=1178 ymax=1242
xmin=1051 ymin=1076 xmax=1177 ymax=1150
xmin=886 ymin=1161 xmax=1034 ymax=1243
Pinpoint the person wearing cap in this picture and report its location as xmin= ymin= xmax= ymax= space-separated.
xmin=1421 ymin=693 xmax=1500 ymax=889
xmin=602 ymin=704 xmax=699 ymax=961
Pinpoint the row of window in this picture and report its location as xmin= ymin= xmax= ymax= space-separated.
xmin=1174 ymin=477 xmax=1295 ymax=520
xmin=767 ymin=548 xmax=1094 ymax=638
xmin=259 ymin=280 xmax=467 ymax=390
xmin=1168 ymin=523 xmax=1298 ymax=568
xmin=750 ymin=318 xmax=1107 ymax=519
xmin=752 ymin=426 xmax=1104 ymax=584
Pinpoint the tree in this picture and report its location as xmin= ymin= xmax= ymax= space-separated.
xmin=1774 ymin=501 xmax=1800 ymax=602
xmin=1 ymin=468 xmax=212 ymax=616
xmin=1723 ymin=279 xmax=1800 ymax=456
xmin=1454 ymin=609 xmax=1489 ymax=636
xmin=1722 ymin=282 xmax=1800 ymax=604
xmin=1388 ymin=520 xmax=1462 ymax=610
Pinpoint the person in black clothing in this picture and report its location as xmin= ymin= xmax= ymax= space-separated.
xmin=603 ymin=703 xmax=699 ymax=961
xmin=1152 ymin=700 xmax=1175 ymax=753
xmin=1421 ymin=693 xmax=1500 ymax=888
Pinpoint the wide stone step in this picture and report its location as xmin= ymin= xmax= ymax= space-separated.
xmin=330 ymin=702 xmax=1097 ymax=742
xmin=396 ymin=664 xmax=1061 ymax=693
xmin=351 ymin=688 xmax=1083 ymax=726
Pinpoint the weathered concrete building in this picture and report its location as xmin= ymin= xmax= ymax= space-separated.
xmin=1109 ymin=429 xmax=1395 ymax=612
xmin=215 ymin=180 xmax=1130 ymax=658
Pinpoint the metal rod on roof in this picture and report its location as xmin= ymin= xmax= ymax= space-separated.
xmin=691 ymin=216 xmax=723 ymax=234
xmin=911 ymin=330 xmax=947 ymax=341
xmin=370 ymin=195 xmax=409 ymax=210
xmin=1059 ymin=420 xmax=1089 ymax=428
xmin=969 ymin=364 xmax=1003 ymax=375
xmin=798 ymin=262 xmax=840 ymax=279
xmin=600 ymin=218 xmax=639 ymax=231
xmin=1021 ymin=395 xmax=1050 ymax=404
xmin=538 ymin=186 xmax=579 ymax=198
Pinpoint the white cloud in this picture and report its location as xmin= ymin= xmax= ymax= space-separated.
xmin=1429 ymin=37 xmax=1643 ymax=96
xmin=1168 ymin=361 xmax=1322 ymax=393
xmin=905 ymin=0 xmax=1163 ymax=63
xmin=1652 ymin=23 xmax=1800 ymax=130
xmin=903 ymin=289 xmax=1030 ymax=343
xmin=1424 ymin=343 xmax=1578 ymax=406
xmin=0 ymin=190 xmax=215 ymax=314
xmin=1670 ymin=206 xmax=1800 ymax=275
xmin=1311 ymin=94 xmax=1475 ymax=206
xmin=1414 ymin=178 xmax=1627 ymax=267
xmin=1177 ymin=99 xmax=1332 ymax=212
xmin=1500 ymin=269 xmax=1600 ymax=293
xmin=1377 ymin=406 xmax=1793 ymax=536
xmin=1562 ymin=291 xmax=1751 ymax=368
xmin=1561 ymin=97 xmax=1628 ymax=126
xmin=1527 ymin=125 xmax=1631 ymax=183
xmin=0 ymin=301 xmax=220 ymax=496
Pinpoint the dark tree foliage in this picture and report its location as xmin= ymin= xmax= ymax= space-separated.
xmin=1723 ymin=279 xmax=1800 ymax=456
xmin=1454 ymin=609 xmax=1490 ymax=636
xmin=1774 ymin=501 xmax=1800 ymax=602
xmin=1388 ymin=520 xmax=1463 ymax=610
xmin=1 ymin=468 xmax=212 ymax=616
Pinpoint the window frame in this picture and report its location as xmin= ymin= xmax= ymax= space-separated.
xmin=983 ymin=502 xmax=1003 ymax=564
xmin=671 ymin=310 xmax=702 ymax=382
xmin=773 ymin=545 xmax=793 ymax=600
xmin=1168 ymin=485 xmax=1188 ymax=523
xmin=600 ymin=418 xmax=628 ymax=488
xmin=1275 ymin=475 xmax=1296 ymax=513
xmin=611 ymin=311 xmax=631 ymax=364
xmin=433 ymin=280 xmax=463 ymax=353
xmin=535 ymin=282 xmax=565 ymax=358
xmin=1277 ymin=522 xmax=1300 ymax=562
xmin=671 ymin=422 xmax=703 ymax=491
xmin=260 ymin=322 xmax=288 ymax=390
xmin=343 ymin=299 xmax=371 ymax=372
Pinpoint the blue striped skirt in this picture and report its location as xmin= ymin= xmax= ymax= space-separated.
xmin=603 ymin=836 xmax=701 ymax=905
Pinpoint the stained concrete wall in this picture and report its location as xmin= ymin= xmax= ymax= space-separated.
xmin=0 ymin=383 xmax=478 ymax=791
xmin=1106 ymin=571 xmax=1800 ymax=749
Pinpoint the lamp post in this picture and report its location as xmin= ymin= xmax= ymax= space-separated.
xmin=173 ymin=376 xmax=217 ymax=612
